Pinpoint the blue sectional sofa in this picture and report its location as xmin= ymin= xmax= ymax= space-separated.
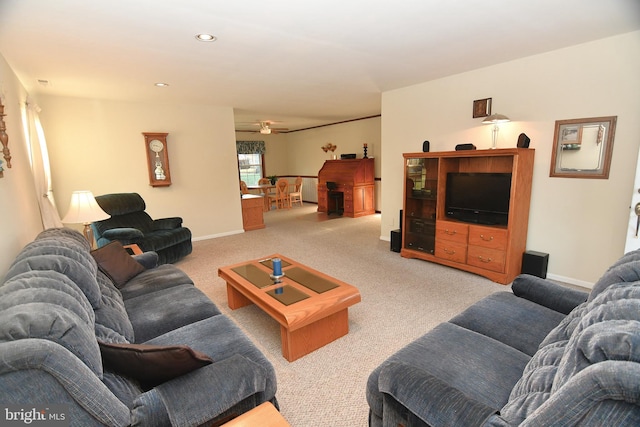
xmin=367 ymin=250 xmax=640 ymax=426
xmin=0 ymin=228 xmax=277 ymax=426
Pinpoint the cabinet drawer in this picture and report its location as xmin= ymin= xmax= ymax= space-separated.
xmin=468 ymin=226 xmax=508 ymax=250
xmin=435 ymin=240 xmax=467 ymax=263
xmin=467 ymin=246 xmax=505 ymax=273
xmin=436 ymin=221 xmax=468 ymax=244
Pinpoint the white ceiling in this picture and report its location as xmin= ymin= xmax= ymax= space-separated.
xmin=1 ymin=0 xmax=638 ymax=132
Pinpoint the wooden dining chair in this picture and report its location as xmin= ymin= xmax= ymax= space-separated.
xmin=269 ymin=178 xmax=290 ymax=209
xmin=258 ymin=177 xmax=275 ymax=211
xmin=289 ymin=176 xmax=303 ymax=207
xmin=240 ymin=180 xmax=249 ymax=194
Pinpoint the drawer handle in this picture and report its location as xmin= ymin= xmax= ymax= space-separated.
xmin=477 ymin=256 xmax=493 ymax=263
xmin=444 ymin=248 xmax=456 ymax=255
xmin=480 ymin=234 xmax=494 ymax=242
xmin=444 ymin=229 xmax=457 ymax=236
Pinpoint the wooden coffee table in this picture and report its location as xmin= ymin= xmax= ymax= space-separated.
xmin=218 ymin=254 xmax=361 ymax=362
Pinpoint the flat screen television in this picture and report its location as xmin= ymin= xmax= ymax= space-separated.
xmin=445 ymin=172 xmax=512 ymax=225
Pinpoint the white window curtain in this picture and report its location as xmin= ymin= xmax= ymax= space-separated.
xmin=24 ymin=100 xmax=62 ymax=229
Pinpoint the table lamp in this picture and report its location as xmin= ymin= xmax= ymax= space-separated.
xmin=61 ymin=190 xmax=109 ymax=247
xmin=482 ymin=113 xmax=510 ymax=149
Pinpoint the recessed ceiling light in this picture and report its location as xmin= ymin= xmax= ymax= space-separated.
xmin=195 ymin=33 xmax=217 ymax=42
xmin=154 ymin=82 xmax=169 ymax=87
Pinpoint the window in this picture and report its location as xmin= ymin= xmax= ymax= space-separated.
xmin=236 ymin=140 xmax=266 ymax=186
xmin=238 ymin=153 xmax=264 ymax=186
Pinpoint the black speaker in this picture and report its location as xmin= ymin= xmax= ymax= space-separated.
xmin=399 ymin=209 xmax=403 ymax=231
xmin=517 ymin=133 xmax=531 ymax=148
xmin=522 ymin=251 xmax=549 ymax=279
xmin=422 ymin=140 xmax=430 ymax=152
xmin=390 ymin=229 xmax=401 ymax=253
xmin=455 ymin=143 xmax=476 ymax=151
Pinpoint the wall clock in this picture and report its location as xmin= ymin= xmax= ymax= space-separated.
xmin=142 ymin=132 xmax=172 ymax=187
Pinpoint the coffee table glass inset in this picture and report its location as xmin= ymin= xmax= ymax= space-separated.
xmin=218 ymin=254 xmax=361 ymax=361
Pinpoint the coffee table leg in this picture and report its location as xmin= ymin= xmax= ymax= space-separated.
xmin=280 ymin=309 xmax=349 ymax=361
xmin=227 ymin=283 xmax=254 ymax=309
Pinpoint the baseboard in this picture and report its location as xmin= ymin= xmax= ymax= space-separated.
xmin=543 ymin=273 xmax=593 ymax=290
xmin=193 ymin=229 xmax=244 ymax=241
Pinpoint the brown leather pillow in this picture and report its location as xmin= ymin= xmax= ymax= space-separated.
xmin=99 ymin=341 xmax=213 ymax=387
xmin=91 ymin=241 xmax=145 ymax=287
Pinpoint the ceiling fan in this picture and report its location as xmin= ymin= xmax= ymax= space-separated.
xmin=236 ymin=120 xmax=289 ymax=134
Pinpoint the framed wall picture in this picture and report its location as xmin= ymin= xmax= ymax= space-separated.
xmin=142 ymin=132 xmax=172 ymax=187
xmin=473 ymin=98 xmax=492 ymax=118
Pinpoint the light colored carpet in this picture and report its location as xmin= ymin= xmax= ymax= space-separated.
xmin=175 ymin=204 xmax=507 ymax=426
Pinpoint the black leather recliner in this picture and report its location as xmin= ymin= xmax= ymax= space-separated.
xmin=91 ymin=192 xmax=192 ymax=264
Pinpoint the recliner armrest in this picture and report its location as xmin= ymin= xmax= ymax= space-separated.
xmin=152 ymin=217 xmax=183 ymax=230
xmin=378 ymin=362 xmax=497 ymax=426
xmin=132 ymin=251 xmax=159 ymax=270
xmin=131 ymin=354 xmax=270 ymax=427
xmin=102 ymin=227 xmax=144 ymax=244
xmin=512 ymin=274 xmax=588 ymax=315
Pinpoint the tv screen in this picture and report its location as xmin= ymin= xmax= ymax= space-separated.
xmin=445 ymin=173 xmax=512 ymax=225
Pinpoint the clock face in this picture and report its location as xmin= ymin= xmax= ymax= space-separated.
xmin=149 ymin=139 xmax=164 ymax=153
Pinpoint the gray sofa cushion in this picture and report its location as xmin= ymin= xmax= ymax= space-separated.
xmin=367 ymin=322 xmax=530 ymax=420
xmin=14 ymin=239 xmax=98 ymax=278
xmin=119 ymin=264 xmax=194 ymax=301
xmin=0 ymin=270 xmax=94 ymax=324
xmin=126 ymin=284 xmax=221 ymax=343
xmin=5 ymin=254 xmax=102 ymax=309
xmin=146 ymin=315 xmax=278 ymax=403
xmin=95 ymin=271 xmax=135 ymax=342
xmin=589 ymin=260 xmax=640 ymax=302
xmin=35 ymin=227 xmax=91 ymax=251
xmin=450 ymin=292 xmax=565 ymax=356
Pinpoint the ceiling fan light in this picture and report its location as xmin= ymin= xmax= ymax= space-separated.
xmin=260 ymin=128 xmax=271 ymax=134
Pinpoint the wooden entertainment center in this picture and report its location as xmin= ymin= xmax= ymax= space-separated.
xmin=401 ymin=148 xmax=535 ymax=284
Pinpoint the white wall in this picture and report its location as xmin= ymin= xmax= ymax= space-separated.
xmin=37 ymin=96 xmax=244 ymax=241
xmin=381 ymin=31 xmax=640 ymax=285
xmin=0 ymin=53 xmax=44 ymax=277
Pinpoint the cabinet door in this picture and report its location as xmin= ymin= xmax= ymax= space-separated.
xmin=404 ymin=157 xmax=438 ymax=254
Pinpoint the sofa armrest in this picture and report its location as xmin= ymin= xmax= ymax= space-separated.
xmin=102 ymin=227 xmax=145 ymax=244
xmin=379 ymin=362 xmax=497 ymax=426
xmin=132 ymin=251 xmax=159 ymax=270
xmin=131 ymin=354 xmax=269 ymax=427
xmin=512 ymin=274 xmax=588 ymax=315
xmin=0 ymin=339 xmax=130 ymax=426
xmin=152 ymin=217 xmax=183 ymax=230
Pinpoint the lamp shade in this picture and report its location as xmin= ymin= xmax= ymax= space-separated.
xmin=482 ymin=114 xmax=510 ymax=124
xmin=62 ymin=191 xmax=109 ymax=224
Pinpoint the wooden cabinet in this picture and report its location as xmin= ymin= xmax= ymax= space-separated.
xmin=317 ymin=158 xmax=375 ymax=217
xmin=241 ymin=195 xmax=265 ymax=231
xmin=401 ymin=148 xmax=535 ymax=284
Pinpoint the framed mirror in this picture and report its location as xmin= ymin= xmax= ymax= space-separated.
xmin=550 ymin=116 xmax=616 ymax=179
